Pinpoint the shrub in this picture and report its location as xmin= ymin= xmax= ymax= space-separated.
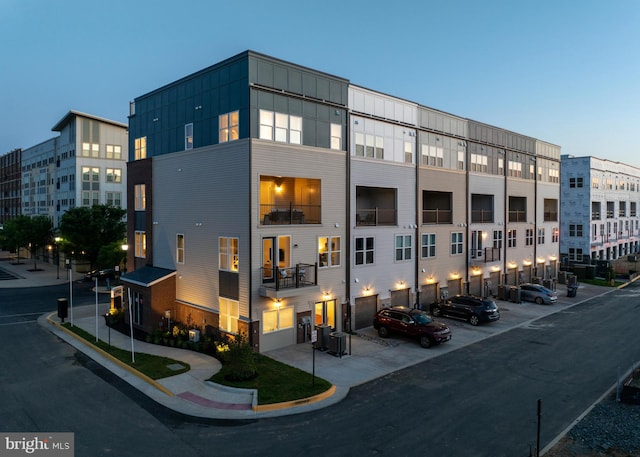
xmin=224 ymin=333 xmax=257 ymax=382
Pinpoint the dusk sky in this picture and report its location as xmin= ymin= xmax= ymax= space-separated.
xmin=2 ymin=0 xmax=639 ymax=165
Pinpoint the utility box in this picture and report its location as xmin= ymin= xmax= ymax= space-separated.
xmin=509 ymin=286 xmax=521 ymax=303
xmin=188 ymin=329 xmax=200 ymax=343
xmin=315 ymin=324 xmax=331 ymax=351
xmin=328 ymin=332 xmax=346 ymax=357
xmin=497 ymin=285 xmax=507 ymax=301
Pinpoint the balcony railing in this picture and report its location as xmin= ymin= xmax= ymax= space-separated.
xmin=356 ymin=208 xmax=397 ymax=226
xmin=422 ymin=209 xmax=453 ymax=224
xmin=543 ymin=211 xmax=558 ymax=222
xmin=592 ymin=212 xmax=601 ymax=220
xmin=508 ymin=210 xmax=527 ymax=223
xmin=261 ymin=263 xmax=317 ymax=290
xmin=471 ymin=209 xmax=493 ymax=223
xmin=261 ymin=203 xmax=320 ymax=225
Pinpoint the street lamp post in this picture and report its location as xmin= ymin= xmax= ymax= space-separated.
xmin=54 ymin=236 xmax=61 ymax=279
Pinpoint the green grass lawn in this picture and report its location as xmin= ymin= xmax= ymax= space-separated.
xmin=209 ymin=353 xmax=332 ymax=405
xmin=62 ymin=323 xmax=190 ymax=379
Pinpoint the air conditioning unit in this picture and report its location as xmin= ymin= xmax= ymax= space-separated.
xmin=188 ymin=329 xmax=200 ymax=343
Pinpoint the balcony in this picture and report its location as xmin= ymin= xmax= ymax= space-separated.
xmin=508 ymin=210 xmax=527 ymax=223
xmin=261 ymin=204 xmax=320 ymax=225
xmin=356 ymin=208 xmax=397 ymax=226
xmin=471 ymin=209 xmax=494 ymax=223
xmin=422 ymin=209 xmax=453 ymax=224
xmin=471 ymin=247 xmax=501 ymax=264
xmin=543 ymin=211 xmax=558 ymax=222
xmin=259 ymin=263 xmax=319 ymax=299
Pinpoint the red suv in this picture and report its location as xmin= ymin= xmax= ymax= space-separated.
xmin=373 ymin=306 xmax=452 ymax=348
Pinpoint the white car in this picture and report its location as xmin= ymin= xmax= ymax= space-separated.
xmin=520 ymin=283 xmax=558 ymax=305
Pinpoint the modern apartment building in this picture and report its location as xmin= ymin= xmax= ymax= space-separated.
xmin=19 ymin=110 xmax=128 ymax=228
xmin=124 ymin=50 xmax=560 ymax=352
xmin=0 ymin=148 xmax=22 ymax=224
xmin=560 ymin=154 xmax=640 ymax=262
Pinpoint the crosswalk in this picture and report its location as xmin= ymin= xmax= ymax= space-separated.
xmin=0 ymin=266 xmax=20 ymax=281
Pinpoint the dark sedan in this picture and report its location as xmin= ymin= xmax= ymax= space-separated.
xmin=83 ymin=268 xmax=116 ymax=281
xmin=430 ymin=295 xmax=500 ymax=326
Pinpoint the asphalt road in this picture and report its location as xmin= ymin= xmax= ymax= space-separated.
xmin=2 ymin=282 xmax=640 ymax=456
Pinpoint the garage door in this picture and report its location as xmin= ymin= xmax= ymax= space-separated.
xmin=354 ymin=295 xmax=378 ymax=330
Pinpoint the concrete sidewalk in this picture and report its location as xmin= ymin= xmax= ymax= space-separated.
xmin=1 ymin=251 xmax=620 ymax=419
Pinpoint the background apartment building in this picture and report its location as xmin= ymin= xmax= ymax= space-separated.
xmin=125 ymin=50 xmax=560 ymax=352
xmin=561 ymin=155 xmax=640 ymax=262
xmin=19 ymin=110 xmax=128 ymax=228
xmin=0 ymin=148 xmax=22 ymax=224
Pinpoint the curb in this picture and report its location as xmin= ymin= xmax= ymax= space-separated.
xmin=253 ymin=385 xmax=337 ymax=413
xmin=45 ymin=313 xmax=175 ymax=397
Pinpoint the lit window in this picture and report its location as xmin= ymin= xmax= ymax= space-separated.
xmin=177 ymin=234 xmax=185 ymax=264
xmin=135 ymin=230 xmax=146 ymax=258
xmin=185 ymin=123 xmax=193 ymax=150
xmin=219 ymin=297 xmax=239 ymax=334
xmin=106 ymin=168 xmax=121 ymax=183
xmin=330 ymin=123 xmax=342 ymax=150
xmin=404 ymin=141 xmax=413 ymax=164
xmin=135 ymin=137 xmax=147 ymax=160
xmin=219 ymin=237 xmax=239 ymax=271
xmin=318 ymin=236 xmax=341 ymax=267
xmin=259 ymin=109 xmax=274 ymax=140
xmin=219 ymin=111 xmax=239 ymax=143
xmin=263 ymin=306 xmax=294 ymax=333
xmin=106 ymin=144 xmax=122 ymax=160
xmin=259 ymin=110 xmax=302 ymax=144
xmin=134 ymin=184 xmax=146 ymax=210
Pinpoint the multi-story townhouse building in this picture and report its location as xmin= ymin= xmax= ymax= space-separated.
xmin=0 ymin=148 xmax=23 ymax=224
xmin=561 ymin=155 xmax=640 ymax=262
xmin=124 ymin=50 xmax=560 ymax=352
xmin=20 ymin=110 xmax=128 ymax=228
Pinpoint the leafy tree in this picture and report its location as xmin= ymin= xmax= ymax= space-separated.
xmin=0 ymin=216 xmax=53 ymax=269
xmin=59 ymin=205 xmax=126 ymax=268
xmin=224 ymin=333 xmax=257 ymax=382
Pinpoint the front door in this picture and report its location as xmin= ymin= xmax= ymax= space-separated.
xmin=315 ymin=299 xmax=336 ymax=329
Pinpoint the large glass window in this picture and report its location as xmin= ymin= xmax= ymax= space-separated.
xmin=219 ymin=297 xmax=239 ymax=334
xmin=259 ymin=110 xmax=302 ymax=144
xmin=81 ymin=118 xmax=100 ymax=157
xmin=219 ymin=111 xmax=239 ymax=143
xmin=315 ymin=300 xmax=336 ymax=328
xmin=260 ymin=176 xmax=321 ymax=225
xmin=219 ymin=237 xmax=239 ymax=271
xmin=355 ymin=236 xmax=374 ymax=265
xmin=134 ymin=184 xmax=146 ymax=210
xmin=135 ymin=230 xmax=146 ymax=258
xmin=134 ymin=137 xmax=146 ymax=160
xmin=450 ymin=232 xmax=463 ymax=255
xmin=185 ymin=123 xmax=193 ymax=150
xmin=263 ymin=306 xmax=294 ymax=333
xmin=318 ymin=236 xmax=341 ymax=267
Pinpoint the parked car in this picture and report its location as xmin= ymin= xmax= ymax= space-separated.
xmin=519 ymin=283 xmax=558 ymax=305
xmin=430 ymin=295 xmax=500 ymax=326
xmin=83 ymin=268 xmax=116 ymax=281
xmin=373 ymin=306 xmax=452 ymax=348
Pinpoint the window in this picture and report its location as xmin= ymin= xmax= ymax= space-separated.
xmin=134 ymin=137 xmax=146 ymax=160
xmin=105 ymin=192 xmax=121 ymax=207
xmin=185 ymin=123 xmax=193 ymax=150
xmin=355 ymin=236 xmax=374 ymax=265
xmin=422 ymin=191 xmax=452 ymax=224
xmin=259 ymin=110 xmax=302 ymax=144
xmin=450 ymin=232 xmax=463 ymax=255
xmin=177 ymin=234 xmax=185 ymax=264
xmin=404 ymin=141 xmax=413 ymax=164
xmin=263 ymin=306 xmax=294 ymax=333
xmin=471 ymin=154 xmax=488 ymax=173
xmin=471 ymin=230 xmax=483 ymax=258
xmin=330 ymin=123 xmax=342 ymax=150
xmin=592 ymin=177 xmax=599 ymax=189
xmin=315 ymin=300 xmax=336 ymax=328
xmin=421 ymin=233 xmax=436 ymax=258
xmin=82 ymin=166 xmax=100 ymax=190
xmin=507 ymin=229 xmax=517 ymax=248
xmin=552 ymin=227 xmax=559 ymax=243
xmin=82 ymin=191 xmax=99 ymax=206
xmin=219 ymin=111 xmax=239 ymax=143
xmin=525 ymin=228 xmax=534 ymax=246
xmin=318 ymin=236 xmax=340 ymax=267
xmin=569 ymin=224 xmax=583 ymax=237
xmin=81 ymin=118 xmax=100 ymax=157
xmin=135 ymin=230 xmax=146 ymax=258
xmin=106 ymin=144 xmax=122 ymax=160
xmin=106 ymin=168 xmax=121 ymax=183
xmin=134 ymin=184 xmax=146 ymax=210
xmin=421 ymin=144 xmax=443 ymax=167
xmin=457 ymin=151 xmax=465 ymax=170
xmin=219 ymin=297 xmax=239 ymax=334
xmin=219 ymin=237 xmax=239 ymax=272
xmin=493 ymin=230 xmax=503 ymax=249
xmin=395 ymin=235 xmax=412 ymax=261
xmin=354 ymin=133 xmax=384 ymax=159
xmin=569 ymin=177 xmax=583 ymax=188
xmin=537 ymin=228 xmax=545 ymax=244
xmin=569 ymin=248 xmax=583 ymax=262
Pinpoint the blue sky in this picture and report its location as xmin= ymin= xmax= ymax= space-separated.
xmin=2 ymin=0 xmax=639 ymax=165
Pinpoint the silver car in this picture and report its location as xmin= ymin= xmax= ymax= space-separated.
xmin=519 ymin=283 xmax=558 ymax=305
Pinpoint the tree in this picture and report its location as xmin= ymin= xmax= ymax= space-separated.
xmin=59 ymin=205 xmax=126 ymax=268
xmin=1 ymin=216 xmax=31 ymax=263
xmin=1 ymin=216 xmax=53 ymax=269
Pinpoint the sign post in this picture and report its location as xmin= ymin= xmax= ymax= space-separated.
xmin=311 ymin=329 xmax=317 ymax=387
